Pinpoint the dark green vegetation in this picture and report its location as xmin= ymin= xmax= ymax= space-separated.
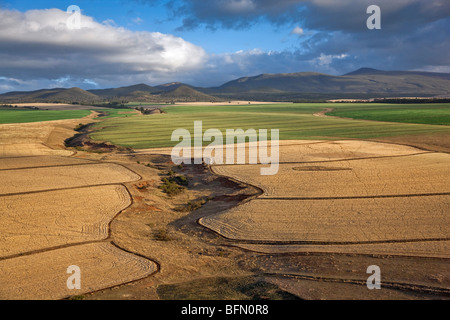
xmin=159 ymin=171 xmax=189 ymax=197
xmin=157 ymin=276 xmax=301 ymax=300
xmin=328 ymin=104 xmax=450 ymax=125
xmin=96 ymin=108 xmax=138 ymax=119
xmin=90 ymin=103 xmax=450 ymax=149
xmin=1 ymin=69 xmax=449 ymax=103
xmin=0 ymin=108 xmax=91 ymax=124
xmin=176 ymin=197 xmax=212 ymax=213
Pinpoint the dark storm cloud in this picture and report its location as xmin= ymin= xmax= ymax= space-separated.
xmin=131 ymin=0 xmax=450 ymax=75
xmin=137 ymin=0 xmax=450 ymax=32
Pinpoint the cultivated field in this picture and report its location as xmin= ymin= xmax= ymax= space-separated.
xmin=90 ymin=103 xmax=450 ymax=149
xmin=0 ymin=242 xmax=156 ymax=300
xmin=200 ymin=141 xmax=449 ymax=253
xmin=328 ymin=104 xmax=450 ymax=125
xmin=0 ymin=108 xmax=92 ymax=124
xmin=0 ymin=185 xmax=131 ymax=258
xmin=1 ymin=102 xmax=449 ymax=300
xmin=0 ymin=163 xmax=140 ymax=195
xmin=0 ymin=115 xmax=157 ymax=300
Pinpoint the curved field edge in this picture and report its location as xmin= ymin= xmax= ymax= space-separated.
xmin=197 ymin=142 xmax=450 ymax=259
xmin=0 ymin=185 xmax=132 ymax=258
xmin=0 ymin=242 xmax=158 ymax=300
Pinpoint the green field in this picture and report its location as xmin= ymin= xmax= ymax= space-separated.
xmin=96 ymin=108 xmax=139 ymax=119
xmin=328 ymin=104 xmax=450 ymax=125
xmin=0 ymin=108 xmax=92 ymax=124
xmin=90 ymin=103 xmax=450 ymax=149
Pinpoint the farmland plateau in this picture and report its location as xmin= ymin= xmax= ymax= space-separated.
xmin=0 ymin=102 xmax=449 ymax=300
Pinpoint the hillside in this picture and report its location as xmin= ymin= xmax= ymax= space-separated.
xmin=1 ymin=68 xmax=449 ymax=103
xmin=206 ymin=69 xmax=450 ymax=100
xmin=159 ymin=85 xmax=221 ymax=102
xmin=0 ymin=87 xmax=100 ymax=103
xmin=89 ymin=84 xmax=159 ymax=100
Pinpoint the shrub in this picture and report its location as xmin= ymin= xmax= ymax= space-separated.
xmin=159 ymin=178 xmax=186 ymax=197
xmin=175 ymin=197 xmax=210 ymax=212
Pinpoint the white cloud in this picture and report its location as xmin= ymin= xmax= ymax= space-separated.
xmin=315 ymin=53 xmax=349 ymax=66
xmin=0 ymin=8 xmax=206 ymax=87
xmin=291 ymin=26 xmax=304 ymax=36
xmin=132 ymin=17 xmax=144 ymax=25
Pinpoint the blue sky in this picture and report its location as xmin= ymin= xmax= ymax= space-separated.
xmin=0 ymin=0 xmax=449 ymax=92
xmin=1 ymin=0 xmax=301 ymax=53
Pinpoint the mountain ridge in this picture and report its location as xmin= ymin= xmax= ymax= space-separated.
xmin=1 ymin=68 xmax=449 ymax=103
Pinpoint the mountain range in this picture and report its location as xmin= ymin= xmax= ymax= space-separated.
xmin=1 ymin=68 xmax=449 ymax=103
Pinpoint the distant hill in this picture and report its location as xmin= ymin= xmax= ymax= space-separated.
xmin=159 ymin=85 xmax=221 ymax=102
xmin=89 ymin=83 xmax=220 ymax=102
xmin=1 ymin=68 xmax=449 ymax=103
xmin=206 ymin=69 xmax=450 ymax=100
xmin=154 ymin=82 xmax=190 ymax=92
xmin=0 ymin=87 xmax=99 ymax=103
xmin=89 ymin=84 xmax=159 ymax=99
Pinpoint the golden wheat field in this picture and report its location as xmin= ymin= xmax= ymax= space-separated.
xmin=0 ymin=118 xmax=157 ymax=300
xmin=211 ymin=152 xmax=450 ymax=198
xmin=0 ymin=242 xmax=157 ymax=300
xmin=0 ymin=163 xmax=140 ymax=195
xmin=200 ymin=141 xmax=450 ymax=259
xmin=0 ymin=185 xmax=131 ymax=258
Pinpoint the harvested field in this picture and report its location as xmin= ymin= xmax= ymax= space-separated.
xmin=0 ymin=185 xmax=131 ymax=258
xmin=135 ymin=140 xmax=424 ymax=166
xmin=0 ymin=242 xmax=157 ymax=300
xmin=0 ymin=112 xmax=98 ymax=157
xmin=274 ymin=140 xmax=426 ymax=162
xmin=0 ymin=143 xmax=73 ymax=157
xmin=200 ymin=140 xmax=450 ymax=260
xmin=0 ymin=155 xmax=96 ymax=170
xmin=200 ymin=196 xmax=450 ymax=244
xmin=211 ymin=152 xmax=450 ymax=198
xmin=235 ymin=241 xmax=450 ymax=259
xmin=0 ymin=115 xmax=158 ymax=300
xmin=0 ymin=163 xmax=140 ymax=195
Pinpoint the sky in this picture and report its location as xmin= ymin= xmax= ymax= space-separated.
xmin=0 ymin=0 xmax=449 ymax=92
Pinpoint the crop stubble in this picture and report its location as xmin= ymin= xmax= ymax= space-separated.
xmin=200 ymin=141 xmax=450 ymax=258
xmin=0 ymin=119 xmax=157 ymax=299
